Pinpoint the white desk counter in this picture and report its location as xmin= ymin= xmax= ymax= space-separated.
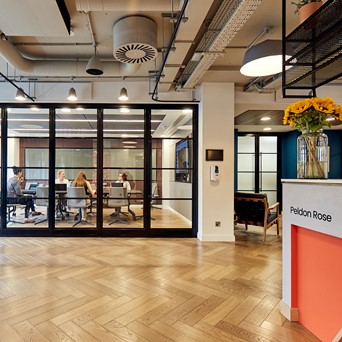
xmin=281 ymin=179 xmax=342 ymax=342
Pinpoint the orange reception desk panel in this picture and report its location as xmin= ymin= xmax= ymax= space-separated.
xmin=282 ymin=180 xmax=342 ymax=342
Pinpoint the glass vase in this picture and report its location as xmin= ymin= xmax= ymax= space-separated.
xmin=297 ymin=130 xmax=328 ymax=179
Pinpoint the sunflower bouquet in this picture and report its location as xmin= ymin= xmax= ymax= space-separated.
xmin=283 ymin=97 xmax=342 ymax=133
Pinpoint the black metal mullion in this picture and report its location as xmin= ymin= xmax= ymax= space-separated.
xmin=97 ymin=108 xmax=104 ymax=234
xmin=191 ymin=105 xmax=198 ymax=237
xmin=1 ymin=108 xmax=8 ymax=233
xmin=49 ymin=108 xmax=56 ymax=235
xmin=255 ymin=134 xmax=260 ymax=193
xmin=144 ymin=107 xmax=152 ymax=229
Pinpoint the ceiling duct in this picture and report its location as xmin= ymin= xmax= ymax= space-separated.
xmin=0 ymin=37 xmax=140 ymax=77
xmin=75 ymin=0 xmax=182 ymax=12
xmin=113 ymin=16 xmax=157 ymax=64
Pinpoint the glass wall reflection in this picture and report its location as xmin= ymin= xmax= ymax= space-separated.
xmin=102 ymin=109 xmax=145 ymax=228
xmin=6 ymin=107 xmax=49 ymax=228
xmin=55 ymin=108 xmax=97 ymax=229
xmin=151 ymin=109 xmax=193 ymax=229
xmin=1 ymin=105 xmax=196 ymax=235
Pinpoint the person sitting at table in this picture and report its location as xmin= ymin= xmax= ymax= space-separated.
xmin=72 ymin=171 xmax=96 ymax=220
xmin=7 ymin=166 xmax=41 ymax=223
xmin=55 ymin=169 xmax=69 ymax=211
xmin=116 ymin=172 xmax=131 ymax=191
xmin=55 ymin=170 xmax=69 ymax=184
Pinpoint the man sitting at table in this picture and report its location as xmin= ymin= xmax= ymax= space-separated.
xmin=7 ymin=166 xmax=41 ymax=223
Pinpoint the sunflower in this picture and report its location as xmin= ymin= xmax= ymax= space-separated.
xmin=283 ymin=97 xmax=342 ymax=132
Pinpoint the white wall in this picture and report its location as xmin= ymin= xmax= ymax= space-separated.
xmin=197 ymin=82 xmax=235 ymax=241
xmin=7 ymin=138 xmax=20 ymax=177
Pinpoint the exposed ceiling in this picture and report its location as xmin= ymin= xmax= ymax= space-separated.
xmin=0 ymin=0 xmax=341 ymax=133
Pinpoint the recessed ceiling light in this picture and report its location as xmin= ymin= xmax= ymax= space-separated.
xmin=263 ymin=127 xmax=272 ymax=131
xmin=122 ymin=145 xmax=136 ymax=148
xmin=122 ymin=141 xmax=137 ymax=144
xmin=178 ymin=125 xmax=192 ymax=130
xmin=76 ymin=107 xmax=84 ymax=111
xmin=261 ymin=116 xmax=271 ymax=121
xmin=20 ymin=124 xmax=43 ymax=129
xmin=61 ymin=108 xmax=71 ymax=113
xmin=120 ymin=107 xmax=130 ymax=113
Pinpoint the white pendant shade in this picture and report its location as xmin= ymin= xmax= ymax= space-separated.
xmin=15 ymin=88 xmax=26 ymax=101
xmin=118 ymin=87 xmax=128 ymax=101
xmin=67 ymin=87 xmax=78 ymax=101
xmin=86 ymin=54 xmax=103 ymax=75
xmin=240 ymin=39 xmax=293 ymax=77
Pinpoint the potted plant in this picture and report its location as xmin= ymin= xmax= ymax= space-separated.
xmin=291 ymin=0 xmax=323 ymax=23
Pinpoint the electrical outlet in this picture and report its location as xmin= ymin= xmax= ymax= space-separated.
xmin=215 ymin=221 xmax=221 ymax=227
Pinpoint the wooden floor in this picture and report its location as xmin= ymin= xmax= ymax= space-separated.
xmin=0 ymin=227 xmax=320 ymax=341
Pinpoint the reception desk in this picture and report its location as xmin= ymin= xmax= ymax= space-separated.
xmin=281 ymin=179 xmax=342 ymax=342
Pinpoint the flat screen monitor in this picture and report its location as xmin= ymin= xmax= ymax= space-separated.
xmin=111 ymin=182 xmax=123 ymax=187
xmin=29 ymin=183 xmax=38 ymax=191
xmin=175 ymin=138 xmax=192 ymax=183
xmin=55 ymin=183 xmax=67 ymax=191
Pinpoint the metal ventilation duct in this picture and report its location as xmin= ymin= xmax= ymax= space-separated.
xmin=113 ymin=16 xmax=157 ymax=64
xmin=0 ymin=37 xmax=141 ymax=77
xmin=75 ymin=0 xmax=182 ymax=12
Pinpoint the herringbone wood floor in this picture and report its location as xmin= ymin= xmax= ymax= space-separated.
xmin=0 ymin=227 xmax=319 ymax=341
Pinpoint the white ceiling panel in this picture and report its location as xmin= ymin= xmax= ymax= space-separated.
xmin=0 ymin=0 xmax=69 ymax=36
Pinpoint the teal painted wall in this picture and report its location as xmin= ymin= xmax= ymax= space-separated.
xmin=281 ymin=130 xmax=342 ymax=179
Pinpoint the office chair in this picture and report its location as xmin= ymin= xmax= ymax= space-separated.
xmin=34 ymin=186 xmax=49 ymax=225
xmin=107 ymin=187 xmax=129 ymax=225
xmin=67 ymin=187 xmax=88 ymax=227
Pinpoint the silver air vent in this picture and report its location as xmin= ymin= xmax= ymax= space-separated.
xmin=113 ymin=16 xmax=157 ymax=64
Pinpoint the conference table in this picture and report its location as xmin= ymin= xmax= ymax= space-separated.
xmin=23 ymin=185 xmax=143 ymax=222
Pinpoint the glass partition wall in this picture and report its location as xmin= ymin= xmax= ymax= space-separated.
xmin=0 ymin=104 xmax=197 ymax=237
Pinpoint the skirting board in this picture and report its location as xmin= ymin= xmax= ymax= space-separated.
xmin=197 ymin=233 xmax=235 ymax=242
xmin=280 ymin=300 xmax=298 ymax=321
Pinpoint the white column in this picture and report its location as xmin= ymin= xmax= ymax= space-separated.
xmin=197 ymin=82 xmax=235 ymax=241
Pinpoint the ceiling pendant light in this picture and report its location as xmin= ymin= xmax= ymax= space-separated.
xmin=240 ymin=39 xmax=293 ymax=77
xmin=15 ymin=88 xmax=26 ymax=101
xmin=67 ymin=87 xmax=78 ymax=101
xmin=118 ymin=87 xmax=128 ymax=101
xmin=86 ymin=46 xmax=103 ymax=75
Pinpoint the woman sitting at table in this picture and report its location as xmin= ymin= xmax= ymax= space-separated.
xmin=55 ymin=170 xmax=69 ymax=184
xmin=55 ymin=169 xmax=69 ymax=210
xmin=72 ymin=171 xmax=96 ymax=220
xmin=116 ymin=172 xmax=131 ymax=191
xmin=7 ymin=166 xmax=41 ymax=223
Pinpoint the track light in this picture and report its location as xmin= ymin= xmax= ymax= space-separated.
xmin=240 ymin=39 xmax=293 ymax=77
xmin=118 ymin=87 xmax=128 ymax=101
xmin=86 ymin=46 xmax=103 ymax=75
xmin=15 ymin=88 xmax=26 ymax=101
xmin=67 ymin=87 xmax=78 ymax=101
